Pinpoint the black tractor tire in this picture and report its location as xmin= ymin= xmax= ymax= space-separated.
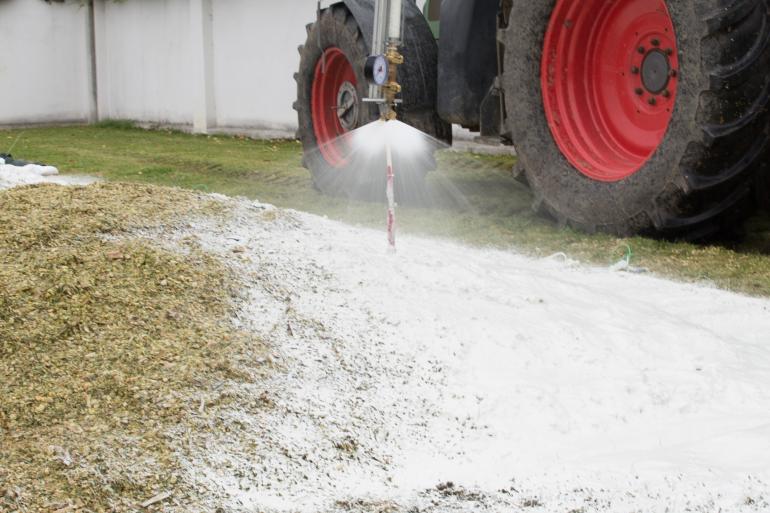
xmin=294 ymin=3 xmax=451 ymax=201
xmin=503 ymin=0 xmax=770 ymax=239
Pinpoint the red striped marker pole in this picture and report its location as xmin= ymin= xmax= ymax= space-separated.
xmin=385 ymin=140 xmax=396 ymax=249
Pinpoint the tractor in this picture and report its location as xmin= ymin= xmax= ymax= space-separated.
xmin=294 ymin=0 xmax=770 ymax=238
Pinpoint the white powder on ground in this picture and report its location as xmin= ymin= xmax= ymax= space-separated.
xmin=0 ymin=160 xmax=95 ymax=189
xmin=166 ymin=199 xmax=770 ymax=513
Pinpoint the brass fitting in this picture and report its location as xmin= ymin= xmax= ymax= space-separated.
xmin=381 ymin=43 xmax=404 ymax=121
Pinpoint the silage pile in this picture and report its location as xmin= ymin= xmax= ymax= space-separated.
xmin=0 ymin=183 xmax=266 ymax=512
xmin=2 ymin=175 xmax=770 ymax=513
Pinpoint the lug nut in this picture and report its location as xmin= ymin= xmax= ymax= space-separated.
xmin=665 ymin=48 xmax=673 ymax=56
xmin=670 ymin=69 xmax=678 ymax=78
xmin=648 ymin=97 xmax=657 ymax=106
xmin=651 ymin=38 xmax=660 ymax=47
xmin=635 ymin=88 xmax=644 ymax=96
xmin=631 ymin=66 xmax=640 ymax=74
xmin=638 ymin=46 xmax=646 ymax=54
xmin=662 ymin=90 xmax=671 ymax=98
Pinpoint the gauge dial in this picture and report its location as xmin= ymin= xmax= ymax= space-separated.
xmin=365 ymin=54 xmax=389 ymax=86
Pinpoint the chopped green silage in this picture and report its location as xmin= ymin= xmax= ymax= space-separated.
xmin=0 ymin=183 xmax=264 ymax=512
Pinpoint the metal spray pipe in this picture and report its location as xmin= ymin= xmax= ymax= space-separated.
xmin=381 ymin=0 xmax=404 ymax=121
xmin=387 ymin=0 xmax=403 ymax=41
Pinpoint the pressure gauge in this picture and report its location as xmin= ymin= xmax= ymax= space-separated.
xmin=364 ymin=54 xmax=389 ymax=86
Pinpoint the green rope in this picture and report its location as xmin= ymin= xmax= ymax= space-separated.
xmin=610 ymin=243 xmax=633 ymax=270
xmin=621 ymin=243 xmax=632 ymax=266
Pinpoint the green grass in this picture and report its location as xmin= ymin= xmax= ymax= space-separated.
xmin=3 ymin=124 xmax=770 ymax=296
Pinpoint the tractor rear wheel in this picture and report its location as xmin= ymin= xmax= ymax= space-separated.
xmin=295 ymin=3 xmax=450 ymax=200
xmin=504 ymin=0 xmax=770 ymax=238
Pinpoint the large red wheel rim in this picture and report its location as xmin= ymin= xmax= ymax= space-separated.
xmin=541 ymin=0 xmax=680 ymax=182
xmin=312 ymin=47 xmax=359 ymax=168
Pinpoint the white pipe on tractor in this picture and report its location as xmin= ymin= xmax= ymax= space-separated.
xmin=368 ymin=0 xmax=389 ymax=101
xmin=365 ymin=0 xmax=405 ymax=121
xmin=387 ymin=0 xmax=403 ymax=42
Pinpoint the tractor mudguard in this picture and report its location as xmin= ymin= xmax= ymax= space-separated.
xmin=436 ymin=0 xmax=499 ymax=130
xmin=337 ymin=0 xmax=376 ymax=51
xmin=338 ymin=0 xmax=424 ymax=53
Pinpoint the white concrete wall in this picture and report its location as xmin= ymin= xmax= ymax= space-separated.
xmin=0 ymin=0 xmax=336 ymax=133
xmin=94 ymin=0 xmax=318 ymax=131
xmin=0 ymin=0 xmax=94 ymax=125
xmin=211 ymin=0 xmax=317 ymax=130
xmin=95 ymin=0 xmax=195 ymax=125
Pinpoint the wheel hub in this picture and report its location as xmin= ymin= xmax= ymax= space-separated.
xmin=541 ymin=0 xmax=680 ymax=182
xmin=336 ymin=81 xmax=359 ymax=131
xmin=641 ymin=50 xmax=671 ymax=94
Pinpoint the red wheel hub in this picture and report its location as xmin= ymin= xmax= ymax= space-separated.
xmin=312 ymin=47 xmax=359 ymax=168
xmin=541 ymin=0 xmax=679 ymax=182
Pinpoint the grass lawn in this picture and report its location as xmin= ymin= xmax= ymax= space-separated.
xmin=3 ymin=122 xmax=770 ymax=296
